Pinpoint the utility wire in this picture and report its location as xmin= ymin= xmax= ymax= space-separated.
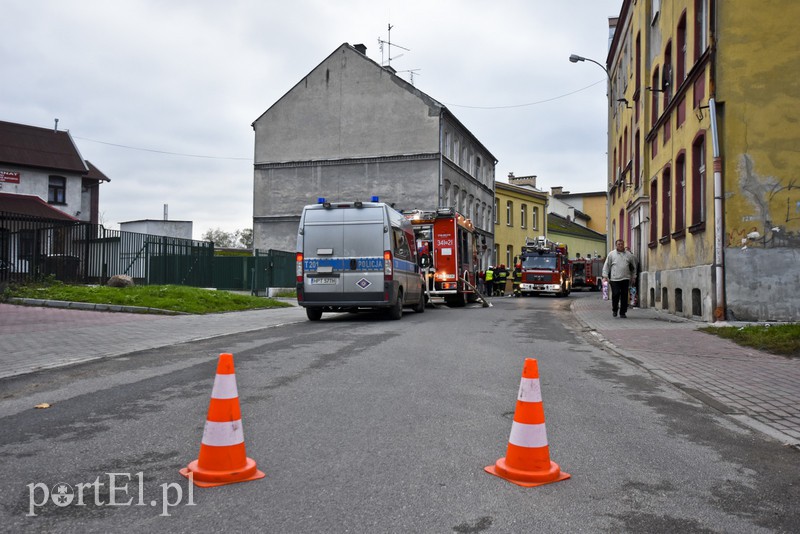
xmin=71 ymin=80 xmax=606 ymax=158
xmin=72 ymin=136 xmax=251 ymax=161
xmin=445 ymin=79 xmax=605 ymax=110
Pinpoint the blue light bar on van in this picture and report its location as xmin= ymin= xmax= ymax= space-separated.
xmin=317 ymin=197 xmax=326 ymax=204
xmin=371 ymin=196 xmax=379 ymax=202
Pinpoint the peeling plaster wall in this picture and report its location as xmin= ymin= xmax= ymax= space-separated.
xmin=715 ymin=1 xmax=800 ymax=321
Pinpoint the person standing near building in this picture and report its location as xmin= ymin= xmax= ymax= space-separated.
xmin=602 ymin=239 xmax=637 ymax=318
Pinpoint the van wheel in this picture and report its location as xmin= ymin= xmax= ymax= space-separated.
xmin=387 ymin=291 xmax=403 ymax=320
xmin=412 ymin=287 xmax=425 ymax=313
xmin=306 ymin=308 xmax=323 ymax=321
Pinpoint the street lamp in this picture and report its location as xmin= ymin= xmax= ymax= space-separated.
xmin=569 ymin=54 xmax=610 ymax=81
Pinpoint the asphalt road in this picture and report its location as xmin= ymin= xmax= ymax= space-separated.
xmin=1 ymin=293 xmax=798 ymax=533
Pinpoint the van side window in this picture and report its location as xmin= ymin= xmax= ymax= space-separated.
xmin=393 ymin=228 xmax=412 ymax=260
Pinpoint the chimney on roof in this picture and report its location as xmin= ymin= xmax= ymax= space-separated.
xmin=551 ymin=186 xmax=564 ymax=196
xmin=353 ymin=43 xmax=367 ymax=55
xmin=509 ymin=175 xmax=537 ymax=189
xmin=54 ymin=118 xmax=59 ymax=132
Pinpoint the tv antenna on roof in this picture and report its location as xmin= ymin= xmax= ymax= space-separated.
xmin=396 ymin=69 xmax=421 ymax=86
xmin=378 ymin=23 xmax=410 ymax=67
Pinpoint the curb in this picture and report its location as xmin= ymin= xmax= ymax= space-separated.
xmin=7 ymin=297 xmax=188 ymax=315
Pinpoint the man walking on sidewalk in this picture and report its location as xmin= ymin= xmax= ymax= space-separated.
xmin=602 ymin=239 xmax=637 ymax=318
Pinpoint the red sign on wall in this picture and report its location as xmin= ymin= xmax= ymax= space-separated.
xmin=1 ymin=171 xmax=20 ymax=183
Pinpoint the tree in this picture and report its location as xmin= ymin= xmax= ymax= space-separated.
xmin=202 ymin=228 xmax=252 ymax=248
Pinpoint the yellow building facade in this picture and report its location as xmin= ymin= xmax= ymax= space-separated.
xmin=607 ymin=0 xmax=800 ymax=321
xmin=493 ymin=181 xmax=548 ymax=268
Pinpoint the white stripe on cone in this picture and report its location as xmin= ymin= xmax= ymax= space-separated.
xmin=211 ymin=374 xmax=239 ymax=399
xmin=508 ymin=421 xmax=549 ymax=448
xmin=517 ymin=377 xmax=542 ymax=403
xmin=202 ymin=420 xmax=245 ymax=447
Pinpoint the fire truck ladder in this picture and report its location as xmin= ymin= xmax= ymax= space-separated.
xmin=459 ymin=275 xmax=492 ymax=308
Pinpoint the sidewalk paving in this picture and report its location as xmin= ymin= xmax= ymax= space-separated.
xmin=1 ymin=297 xmax=798 ymax=449
xmin=572 ymin=295 xmax=800 ymax=449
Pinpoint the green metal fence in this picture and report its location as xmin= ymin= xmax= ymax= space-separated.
xmin=212 ymin=249 xmax=296 ymax=294
xmin=1 ymin=212 xmax=214 ymax=286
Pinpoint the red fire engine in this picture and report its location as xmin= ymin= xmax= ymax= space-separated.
xmin=403 ymin=208 xmax=479 ymax=307
xmin=518 ymin=237 xmax=573 ymax=297
xmin=570 ymin=255 xmax=604 ymax=291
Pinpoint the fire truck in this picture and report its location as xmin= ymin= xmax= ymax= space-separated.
xmin=402 ymin=207 xmax=479 ymax=307
xmin=518 ymin=237 xmax=572 ymax=297
xmin=570 ymin=255 xmax=605 ymax=291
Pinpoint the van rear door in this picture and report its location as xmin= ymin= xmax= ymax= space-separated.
xmin=302 ymin=206 xmax=386 ymax=300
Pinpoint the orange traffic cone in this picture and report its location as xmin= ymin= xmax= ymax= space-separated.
xmin=485 ymin=358 xmax=570 ymax=487
xmin=180 ymin=353 xmax=265 ymax=487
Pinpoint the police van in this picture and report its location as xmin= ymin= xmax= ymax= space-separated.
xmin=296 ymin=198 xmax=426 ymax=321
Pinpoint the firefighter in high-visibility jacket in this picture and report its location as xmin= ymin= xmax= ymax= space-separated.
xmin=512 ymin=262 xmax=522 ymax=297
xmin=484 ymin=266 xmax=495 ymax=297
xmin=495 ymin=264 xmax=509 ymax=296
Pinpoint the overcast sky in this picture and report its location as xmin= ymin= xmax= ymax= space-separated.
xmin=2 ymin=0 xmax=621 ymax=240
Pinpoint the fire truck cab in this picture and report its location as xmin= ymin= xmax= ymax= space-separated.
xmin=402 ymin=207 xmax=479 ymax=307
xmin=519 ymin=237 xmax=572 ymax=297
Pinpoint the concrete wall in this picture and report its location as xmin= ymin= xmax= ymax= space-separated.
xmin=640 ymin=264 xmax=715 ymax=322
xmin=120 ymin=220 xmax=193 ymax=240
xmin=253 ymin=157 xmax=440 ymax=252
xmin=254 ymin=45 xmax=440 ymax=164
xmin=725 ymin=248 xmax=800 ymax=322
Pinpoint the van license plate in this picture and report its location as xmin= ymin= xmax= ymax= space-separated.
xmin=309 ymin=277 xmax=337 ymax=285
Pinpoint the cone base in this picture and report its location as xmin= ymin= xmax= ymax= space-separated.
xmin=180 ymin=457 xmax=265 ymax=488
xmin=484 ymin=457 xmax=570 ymax=488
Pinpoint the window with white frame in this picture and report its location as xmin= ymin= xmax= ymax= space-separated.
xmin=532 ymin=207 xmax=538 ymax=231
xmin=506 ymin=200 xmax=513 ymax=226
xmin=520 ymin=204 xmax=527 ymax=228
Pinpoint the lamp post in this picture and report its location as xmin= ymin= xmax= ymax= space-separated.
xmin=568 ymin=54 xmax=610 ymax=81
xmin=569 ymin=53 xmax=613 ymax=257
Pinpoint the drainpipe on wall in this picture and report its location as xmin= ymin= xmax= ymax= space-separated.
xmin=709 ymin=98 xmax=725 ymax=321
xmin=438 ymin=110 xmax=444 ymax=208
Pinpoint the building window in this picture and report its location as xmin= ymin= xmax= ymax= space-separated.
xmin=444 ymin=131 xmax=451 ymax=159
xmin=532 ymin=207 xmax=538 ymax=231
xmin=48 ymin=176 xmax=66 ymax=204
xmin=619 ymin=208 xmax=625 ymax=243
xmin=506 ymin=246 xmax=513 ymax=268
xmin=661 ymin=168 xmax=671 ymax=238
xmin=663 ymin=41 xmax=673 ymax=106
xmin=475 ymin=156 xmax=482 ymax=181
xmin=677 ymin=13 xmax=687 ymax=84
xmin=506 ymin=201 xmax=513 ymax=226
xmin=675 ymin=153 xmax=686 ymax=232
xmin=651 ymin=67 xmax=660 ymax=127
xmin=454 ymin=139 xmax=460 ymax=165
xmin=650 ymin=179 xmax=658 ymax=244
xmin=692 ymin=135 xmax=706 ymax=226
xmin=520 ymin=204 xmax=527 ymax=229
xmin=494 ymin=198 xmax=499 ymax=224
xmin=694 ymin=0 xmax=709 ymax=62
xmin=635 ymin=33 xmax=641 ymax=93
xmin=634 ymin=130 xmax=641 ymax=190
